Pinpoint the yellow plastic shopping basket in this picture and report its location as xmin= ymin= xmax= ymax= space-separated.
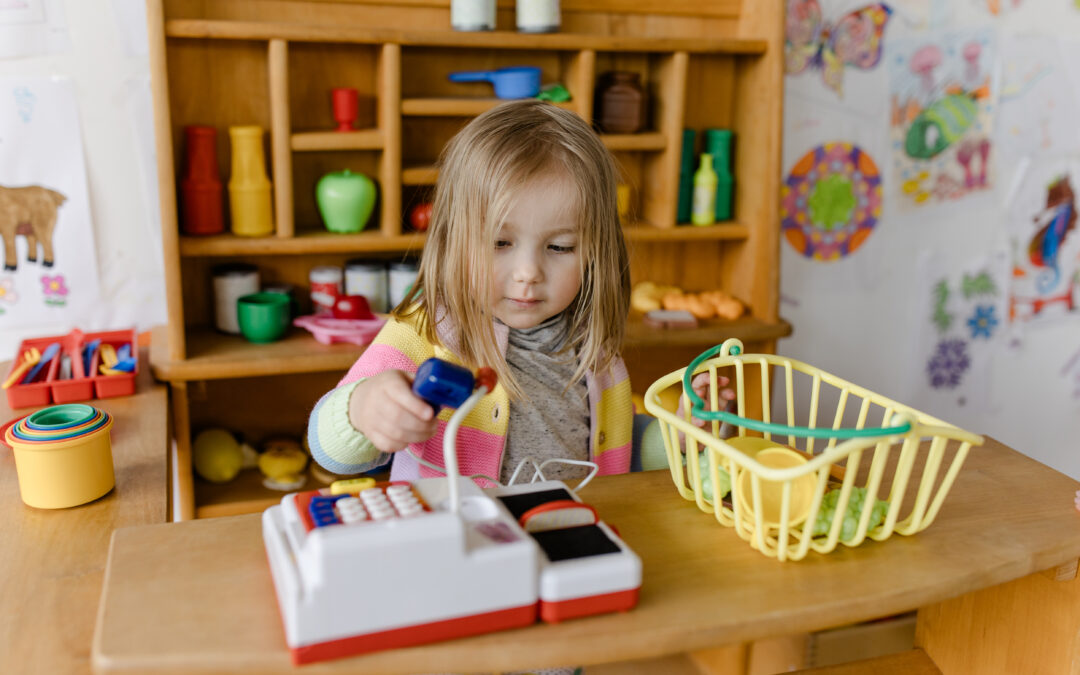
xmin=644 ymin=339 xmax=984 ymax=561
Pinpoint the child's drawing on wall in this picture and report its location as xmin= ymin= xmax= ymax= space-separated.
xmin=889 ymin=31 xmax=996 ymax=210
xmin=785 ymin=1 xmax=894 ymax=99
xmin=1009 ymin=167 xmax=1080 ymax=324
xmin=912 ymin=252 xmax=1008 ymax=412
xmin=0 ymin=79 xmax=98 ymax=328
xmin=0 ymin=184 xmax=66 ymax=270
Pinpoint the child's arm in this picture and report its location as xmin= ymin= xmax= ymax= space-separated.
xmin=307 ymin=314 xmax=438 ymax=475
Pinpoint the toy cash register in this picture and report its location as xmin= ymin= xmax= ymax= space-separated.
xmin=262 ymin=359 xmax=641 ymax=665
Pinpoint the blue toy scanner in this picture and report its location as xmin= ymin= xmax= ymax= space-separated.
xmin=412 ymin=358 xmax=476 ymax=412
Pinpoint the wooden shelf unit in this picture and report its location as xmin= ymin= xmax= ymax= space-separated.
xmin=147 ymin=0 xmax=786 ymax=520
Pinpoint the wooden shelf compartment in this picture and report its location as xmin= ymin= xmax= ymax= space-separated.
xmin=625 ymin=315 xmax=791 ymax=349
xmin=165 ymin=21 xmax=769 ymax=55
xmin=602 ymin=132 xmax=666 ymax=151
xmin=401 ymin=165 xmax=439 ymax=185
xmin=176 ymin=222 xmax=747 ymax=256
xmin=150 ymin=314 xmax=788 ymax=385
xmin=623 ymin=221 xmax=749 ymax=241
xmin=193 ymin=466 xmax=329 ymax=519
xmin=178 ymin=230 xmax=425 ymax=256
xmin=150 ymin=325 xmax=366 ymax=382
xmin=401 ymin=97 xmax=575 ymax=117
xmin=290 ymin=128 xmax=383 ymax=151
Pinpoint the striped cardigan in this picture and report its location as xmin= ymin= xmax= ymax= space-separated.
xmin=308 ymin=309 xmax=634 ymax=485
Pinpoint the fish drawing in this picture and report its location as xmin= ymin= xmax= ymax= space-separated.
xmin=904 ymin=88 xmax=986 ymax=160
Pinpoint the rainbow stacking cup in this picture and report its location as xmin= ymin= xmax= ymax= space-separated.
xmin=2 ymin=403 xmax=115 ymax=509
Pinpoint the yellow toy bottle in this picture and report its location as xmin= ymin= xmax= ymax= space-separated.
xmin=228 ymin=125 xmax=274 ymax=236
xmin=691 ymin=153 xmax=717 ymax=226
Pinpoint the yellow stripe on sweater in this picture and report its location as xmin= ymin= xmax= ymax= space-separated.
xmin=594 ymin=377 xmax=632 ymax=453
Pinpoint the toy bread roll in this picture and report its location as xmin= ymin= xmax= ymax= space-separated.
xmin=700 ymin=290 xmax=745 ymax=320
xmin=631 ymin=281 xmax=681 ymax=313
xmin=662 ymin=291 xmax=715 ymax=319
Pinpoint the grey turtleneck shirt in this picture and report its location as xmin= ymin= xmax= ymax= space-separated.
xmin=499 ymin=313 xmax=591 ymax=484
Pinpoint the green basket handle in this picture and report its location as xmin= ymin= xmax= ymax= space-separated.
xmin=682 ymin=341 xmax=913 ymax=440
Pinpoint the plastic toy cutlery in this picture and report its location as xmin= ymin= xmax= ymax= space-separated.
xmin=20 ymin=342 xmax=59 ymax=385
xmin=2 ymin=348 xmax=40 ymax=389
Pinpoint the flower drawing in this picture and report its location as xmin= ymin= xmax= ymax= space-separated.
xmin=967 ymin=304 xmax=999 ymax=339
xmin=41 ymin=274 xmax=69 ymax=306
xmin=0 ymin=276 xmax=17 ymax=313
xmin=927 ymin=339 xmax=971 ymax=389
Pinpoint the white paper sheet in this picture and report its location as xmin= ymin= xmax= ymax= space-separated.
xmin=0 ymin=78 xmax=100 ymax=325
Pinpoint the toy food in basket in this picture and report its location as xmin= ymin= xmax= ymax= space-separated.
xmin=644 ymin=339 xmax=984 ymax=562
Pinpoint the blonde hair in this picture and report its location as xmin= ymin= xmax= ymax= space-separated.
xmin=395 ymin=100 xmax=630 ymax=399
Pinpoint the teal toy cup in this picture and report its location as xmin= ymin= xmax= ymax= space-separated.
xmin=237 ymin=292 xmax=291 ymax=343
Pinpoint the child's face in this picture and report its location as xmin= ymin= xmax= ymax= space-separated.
xmin=490 ymin=173 xmax=582 ymax=330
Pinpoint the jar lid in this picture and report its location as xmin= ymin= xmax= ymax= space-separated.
xmin=389 ymin=262 xmax=419 ymax=271
xmin=310 ymin=265 xmax=343 ymax=281
xmin=212 ymin=263 xmax=258 ymax=277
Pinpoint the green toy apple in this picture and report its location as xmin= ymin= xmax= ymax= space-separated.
xmin=316 ymin=169 xmax=377 ymax=233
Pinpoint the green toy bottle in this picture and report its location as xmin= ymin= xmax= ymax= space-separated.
xmin=705 ymin=128 xmax=734 ymax=221
xmin=691 ymin=153 xmax=717 ymax=226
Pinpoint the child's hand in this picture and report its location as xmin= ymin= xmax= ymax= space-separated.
xmin=680 ymin=372 xmax=736 ymax=427
xmin=348 ymin=370 xmax=438 ymax=453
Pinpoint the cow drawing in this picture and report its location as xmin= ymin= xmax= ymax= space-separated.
xmin=0 ymin=184 xmax=67 ymax=271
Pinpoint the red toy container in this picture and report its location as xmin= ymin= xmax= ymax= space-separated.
xmin=4 ymin=328 xmax=137 ymax=409
xmin=91 ymin=329 xmax=139 ymax=399
xmin=3 ymin=337 xmax=62 ymax=408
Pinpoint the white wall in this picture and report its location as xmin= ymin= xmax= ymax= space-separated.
xmin=780 ymin=0 xmax=1080 ymax=480
xmin=0 ymin=0 xmax=165 ymax=355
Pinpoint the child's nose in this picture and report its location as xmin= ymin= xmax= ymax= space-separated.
xmin=512 ymin=249 xmax=543 ymax=283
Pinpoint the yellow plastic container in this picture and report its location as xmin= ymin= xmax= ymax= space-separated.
xmin=228 ymin=125 xmax=274 ymax=237
xmin=3 ymin=409 xmax=115 ymax=509
xmin=644 ymin=339 xmax=984 ymax=561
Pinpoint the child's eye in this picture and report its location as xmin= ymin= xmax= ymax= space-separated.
xmin=495 ymin=240 xmax=512 ymax=249
xmin=548 ymin=244 xmax=576 ymax=253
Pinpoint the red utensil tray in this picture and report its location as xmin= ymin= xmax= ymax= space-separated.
xmin=4 ymin=328 xmax=138 ymax=409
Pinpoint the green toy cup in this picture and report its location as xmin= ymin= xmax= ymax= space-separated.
xmin=237 ymin=292 xmax=291 ymax=343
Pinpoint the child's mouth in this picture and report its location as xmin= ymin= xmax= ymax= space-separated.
xmin=509 ymin=298 xmax=541 ymax=308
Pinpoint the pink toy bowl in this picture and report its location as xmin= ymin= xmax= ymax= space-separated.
xmin=293 ymin=315 xmax=386 ymax=345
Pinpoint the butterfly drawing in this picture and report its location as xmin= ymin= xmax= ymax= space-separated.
xmin=785 ymin=1 xmax=893 ymax=97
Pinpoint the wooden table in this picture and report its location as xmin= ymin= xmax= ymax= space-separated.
xmin=0 ymin=351 xmax=168 ymax=675
xmin=91 ymin=437 xmax=1080 ymax=674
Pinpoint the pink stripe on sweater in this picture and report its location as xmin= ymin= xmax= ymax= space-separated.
xmin=339 ymin=343 xmax=421 ymax=386
xmin=595 ymin=443 xmax=631 ymax=476
xmin=390 ymin=420 xmax=505 ymax=487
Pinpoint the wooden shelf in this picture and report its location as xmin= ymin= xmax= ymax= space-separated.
xmin=622 ymin=221 xmax=749 ymax=241
xmin=601 ymin=132 xmax=666 ymax=151
xmin=625 ymin=315 xmax=791 ymax=349
xmin=290 ymin=128 xmax=382 ymax=151
xmin=151 ymin=1 xmax=785 ymax=521
xmin=401 ymin=97 xmax=574 ymax=116
xmin=178 ymin=230 xmax=426 ymax=256
xmin=176 ymin=222 xmax=746 ymax=256
xmin=150 ymin=316 xmax=789 ymax=384
xmin=402 ymin=165 xmax=439 ymax=185
xmin=165 ymin=20 xmax=769 ymax=54
xmin=150 ymin=326 xmax=366 ymax=381
xmin=194 ymin=466 xmax=332 ymax=519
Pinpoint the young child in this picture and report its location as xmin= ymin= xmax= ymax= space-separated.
xmin=308 ymin=99 xmax=636 ymax=485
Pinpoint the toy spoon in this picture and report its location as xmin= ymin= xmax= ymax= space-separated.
xmin=21 ymin=342 xmax=60 ymax=384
